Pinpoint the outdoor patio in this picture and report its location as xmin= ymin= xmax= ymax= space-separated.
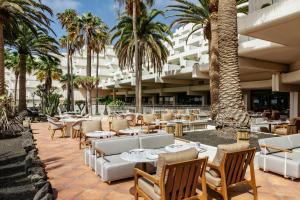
xmin=32 ymin=122 xmax=300 ymax=200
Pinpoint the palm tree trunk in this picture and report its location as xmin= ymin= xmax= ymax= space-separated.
xmin=209 ymin=0 xmax=219 ymax=120
xmin=95 ymin=52 xmax=99 ymax=114
xmin=217 ymin=0 xmax=249 ymax=128
xmin=70 ymin=54 xmax=74 ymax=111
xmin=0 ymin=19 xmax=5 ymax=95
xmin=45 ymin=69 xmax=52 ymax=96
xmin=14 ymin=72 xmax=19 ymax=113
xmin=86 ymin=39 xmax=92 ymax=114
xmin=133 ymin=0 xmax=141 ymax=113
xmin=66 ymin=44 xmax=71 ymax=111
xmin=18 ymin=53 xmax=27 ymax=112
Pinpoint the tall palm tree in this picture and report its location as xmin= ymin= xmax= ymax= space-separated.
xmin=116 ymin=0 xmax=155 ymax=113
xmin=6 ymin=24 xmax=60 ymax=112
xmin=112 ymin=4 xmax=172 ymax=110
xmin=57 ymin=9 xmax=78 ymax=111
xmin=4 ymin=50 xmax=33 ymax=111
xmin=75 ymin=13 xmax=108 ymax=114
xmin=60 ymin=74 xmax=79 ymax=91
xmin=217 ymin=0 xmax=249 ymax=128
xmin=92 ymin=27 xmax=110 ymax=114
xmin=168 ymin=0 xmax=248 ymax=120
xmin=0 ymin=0 xmax=53 ymax=95
xmin=34 ymin=56 xmax=62 ymax=96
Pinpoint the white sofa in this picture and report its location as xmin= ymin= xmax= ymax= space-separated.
xmin=258 ymin=134 xmax=300 ymax=179
xmin=84 ymin=133 xmax=175 ymax=182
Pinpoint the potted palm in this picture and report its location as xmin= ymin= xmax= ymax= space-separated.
xmin=97 ymin=96 xmax=113 ymax=115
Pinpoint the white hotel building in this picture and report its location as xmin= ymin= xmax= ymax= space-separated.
xmin=5 ymin=0 xmax=300 ymax=119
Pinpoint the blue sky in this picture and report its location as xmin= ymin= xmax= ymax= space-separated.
xmin=42 ymin=0 xmax=175 ymax=39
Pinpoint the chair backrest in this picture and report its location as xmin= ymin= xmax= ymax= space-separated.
xmin=161 ymin=113 xmax=173 ymax=121
xmin=81 ymin=120 xmax=101 ymax=133
xmin=143 ymin=114 xmax=155 ymax=124
xmin=221 ymin=148 xmax=256 ymax=187
xmin=110 ymin=118 xmax=128 ymax=132
xmin=161 ymin=158 xmax=208 ymax=200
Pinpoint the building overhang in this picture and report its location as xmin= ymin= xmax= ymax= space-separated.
xmin=238 ymin=0 xmax=300 ymax=47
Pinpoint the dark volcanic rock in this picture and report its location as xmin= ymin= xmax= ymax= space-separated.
xmin=33 ymin=182 xmax=53 ymax=200
xmin=40 ymin=193 xmax=53 ymax=200
xmin=22 ymin=138 xmax=35 ymax=152
xmin=34 ymin=179 xmax=48 ymax=190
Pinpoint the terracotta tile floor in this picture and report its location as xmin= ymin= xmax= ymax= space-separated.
xmin=32 ymin=123 xmax=300 ymax=200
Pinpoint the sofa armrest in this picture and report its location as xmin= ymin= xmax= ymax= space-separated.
xmin=260 ymin=144 xmax=292 ymax=153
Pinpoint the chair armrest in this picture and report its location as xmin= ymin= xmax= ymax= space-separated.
xmin=95 ymin=148 xmax=105 ymax=157
xmin=260 ymin=144 xmax=292 ymax=153
xmin=207 ymin=162 xmax=221 ymax=171
xmin=134 ymin=168 xmax=159 ymax=185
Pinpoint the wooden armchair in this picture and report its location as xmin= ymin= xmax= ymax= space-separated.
xmin=135 ymin=157 xmax=208 ymax=200
xmin=47 ymin=119 xmax=66 ymax=140
xmin=142 ymin=114 xmax=157 ymax=134
xmin=109 ymin=118 xmax=129 ymax=136
xmin=206 ymin=148 xmax=257 ymax=200
xmin=274 ymin=117 xmax=300 ymax=135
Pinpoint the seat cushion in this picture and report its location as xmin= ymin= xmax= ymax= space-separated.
xmin=205 ymin=172 xmax=221 ymax=187
xmin=288 ymin=134 xmax=300 ymax=149
xmin=82 ymin=120 xmax=101 ymax=133
xmin=138 ymin=178 xmax=161 ymax=200
xmin=100 ymin=154 xmax=137 ymax=182
xmin=161 ymin=113 xmax=173 ymax=121
xmin=100 ymin=116 xmax=110 ymax=131
xmin=143 ymin=114 xmax=155 ymax=124
xmin=94 ymin=137 xmax=139 ymax=156
xmin=139 ymin=134 xmax=174 ymax=149
xmin=210 ymin=142 xmax=250 ymax=177
xmin=257 ymin=152 xmax=300 ymax=178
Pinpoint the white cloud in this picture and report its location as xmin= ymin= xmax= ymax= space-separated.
xmin=42 ymin=0 xmax=82 ymax=13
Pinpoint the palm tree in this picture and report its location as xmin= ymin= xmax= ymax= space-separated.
xmin=6 ymin=24 xmax=60 ymax=112
xmin=74 ymin=76 xmax=98 ymax=114
xmin=116 ymin=0 xmax=155 ymax=113
xmin=92 ymin=27 xmax=110 ymax=114
xmin=0 ymin=0 xmax=53 ymax=95
xmin=34 ymin=56 xmax=62 ymax=96
xmin=75 ymin=13 xmax=109 ymax=114
xmin=217 ymin=0 xmax=250 ymax=128
xmin=112 ymin=4 xmax=172 ymax=112
xmin=4 ymin=50 xmax=33 ymax=111
xmin=168 ymin=0 xmax=248 ymax=120
xmin=60 ymin=74 xmax=79 ymax=91
xmin=57 ymin=9 xmax=78 ymax=111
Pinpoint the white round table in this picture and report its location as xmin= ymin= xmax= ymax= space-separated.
xmin=119 ymin=128 xmax=144 ymax=136
xmin=86 ymin=131 xmax=116 ymax=139
xmin=165 ymin=143 xmax=207 ymax=153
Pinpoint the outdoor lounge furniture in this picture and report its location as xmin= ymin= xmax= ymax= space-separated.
xmin=72 ymin=120 xmax=82 ymax=138
xmin=110 ymin=118 xmax=129 ymax=135
xmin=205 ymin=143 xmax=257 ymax=200
xmin=274 ymin=117 xmax=300 ymax=135
xmin=258 ymin=134 xmax=300 ymax=179
xmin=47 ymin=118 xmax=66 ymax=140
xmin=143 ymin=114 xmax=158 ymax=133
xmin=86 ymin=133 xmax=175 ymax=182
xmin=134 ymin=148 xmax=208 ymax=200
xmin=79 ymin=120 xmax=102 ymax=149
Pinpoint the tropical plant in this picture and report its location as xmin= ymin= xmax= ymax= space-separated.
xmin=74 ymin=76 xmax=99 ymax=114
xmin=34 ymin=56 xmax=62 ymax=96
xmin=35 ymin=84 xmax=60 ymax=115
xmin=45 ymin=92 xmax=62 ymax=117
xmin=57 ymin=9 xmax=78 ymax=111
xmin=115 ymin=0 xmax=155 ymax=113
xmin=112 ymin=3 xmax=172 ymax=113
xmin=60 ymin=74 xmax=79 ymax=91
xmin=92 ymin=26 xmax=110 ymax=114
xmin=6 ymin=24 xmax=60 ymax=112
xmin=168 ymin=0 xmax=248 ymax=120
xmin=0 ymin=0 xmax=53 ymax=95
xmin=97 ymin=95 xmax=113 ymax=115
xmin=216 ymin=0 xmax=250 ymax=128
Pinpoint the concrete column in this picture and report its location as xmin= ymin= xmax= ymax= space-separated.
xmin=290 ymin=92 xmax=300 ymax=119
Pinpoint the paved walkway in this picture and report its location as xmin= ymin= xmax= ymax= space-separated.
xmin=32 ymin=122 xmax=300 ymax=200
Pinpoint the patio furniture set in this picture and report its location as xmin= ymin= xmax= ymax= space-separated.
xmin=83 ymin=133 xmax=257 ymax=200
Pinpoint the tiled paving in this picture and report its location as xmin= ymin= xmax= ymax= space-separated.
xmin=32 ymin=122 xmax=300 ymax=200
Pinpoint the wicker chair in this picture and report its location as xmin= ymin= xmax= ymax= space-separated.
xmin=142 ymin=114 xmax=157 ymax=134
xmin=47 ymin=118 xmax=66 ymax=140
xmin=205 ymin=147 xmax=257 ymax=200
xmin=72 ymin=120 xmax=83 ymax=138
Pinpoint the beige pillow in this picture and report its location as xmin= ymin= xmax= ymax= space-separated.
xmin=161 ymin=113 xmax=173 ymax=121
xmin=143 ymin=114 xmax=155 ymax=124
xmin=111 ymin=119 xmax=128 ymax=131
xmin=100 ymin=116 xmax=110 ymax=131
xmin=209 ymin=142 xmax=250 ymax=177
xmin=154 ymin=148 xmax=199 ymax=194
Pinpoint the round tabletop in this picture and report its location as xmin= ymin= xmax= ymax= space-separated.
xmin=120 ymin=149 xmax=165 ymax=163
xmin=86 ymin=131 xmax=116 ymax=138
xmin=119 ymin=127 xmax=144 ymax=136
xmin=165 ymin=143 xmax=207 ymax=153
